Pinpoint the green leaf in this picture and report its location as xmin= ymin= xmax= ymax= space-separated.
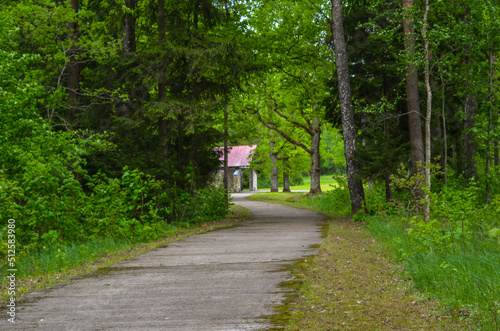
xmin=489 ymin=228 xmax=500 ymax=237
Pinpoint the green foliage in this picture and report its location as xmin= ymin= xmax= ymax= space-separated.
xmin=357 ymin=113 xmax=408 ymax=181
xmin=320 ymin=126 xmax=346 ymax=175
xmin=182 ymin=186 xmax=230 ymax=225
xmin=387 ymin=161 xmax=499 ymax=256
xmin=0 ymin=13 xmax=229 ymax=264
xmin=85 ymin=168 xmax=163 ymax=242
xmin=362 ymin=178 xmax=500 ymax=328
xmin=289 ymin=171 xmax=500 ymax=327
xmin=257 ymin=171 xmax=272 ymax=189
xmin=18 ymin=237 xmax=133 ymax=281
xmin=301 ymin=176 xmax=352 ymax=216
xmin=389 ymin=161 xmax=443 ymax=217
xmin=256 ymin=168 xmax=305 ymax=190
xmin=367 ymin=214 xmax=500 ymax=329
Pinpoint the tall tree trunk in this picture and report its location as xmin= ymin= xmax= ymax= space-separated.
xmin=270 ymin=137 xmax=279 ymax=192
xmin=123 ymin=0 xmax=136 ymax=53
xmin=494 ymin=55 xmax=499 ymax=168
xmin=463 ymin=95 xmax=478 ymax=180
xmin=486 ymin=39 xmax=494 ymax=204
xmin=422 ymin=0 xmax=431 ymax=222
xmin=402 ymin=0 xmax=424 ymax=175
xmin=439 ymin=69 xmax=448 ymax=185
xmin=282 ymin=172 xmax=291 ymax=192
xmin=384 ymin=170 xmax=393 ymax=202
xmin=223 ymin=105 xmax=229 ymax=203
xmin=249 ymin=169 xmax=257 ymax=191
xmin=495 ymin=138 xmax=499 ymax=167
xmin=461 ymin=7 xmax=478 ymax=181
xmin=309 ymin=118 xmax=322 ymax=194
xmin=67 ymin=0 xmax=79 ymax=123
xmin=158 ymin=0 xmax=168 ymax=161
xmin=330 ymin=0 xmax=364 ymax=214
xmin=193 ymin=2 xmax=199 ymax=30
xmin=282 ymin=156 xmax=291 ymax=192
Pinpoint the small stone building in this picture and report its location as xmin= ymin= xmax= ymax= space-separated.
xmin=215 ymin=145 xmax=258 ymax=193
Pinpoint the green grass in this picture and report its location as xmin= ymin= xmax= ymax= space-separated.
xmin=286 ymin=175 xmax=339 ymax=192
xmin=251 ymin=189 xmax=500 ymax=329
xmin=255 ymin=174 xmax=341 ymax=192
xmin=256 ymin=176 xmax=352 ymax=215
xmin=246 ymin=192 xmax=343 ymax=218
xmin=367 ymin=217 xmax=500 ymax=329
xmin=246 ymin=192 xmax=307 ymax=204
xmin=18 ymin=237 xmax=133 ymax=280
xmin=249 ymin=193 xmax=464 ymax=330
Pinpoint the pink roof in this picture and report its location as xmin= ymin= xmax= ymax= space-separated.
xmin=216 ymin=145 xmax=257 ymax=167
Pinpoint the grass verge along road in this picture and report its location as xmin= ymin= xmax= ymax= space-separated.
xmin=248 ymin=193 xmax=464 ymax=330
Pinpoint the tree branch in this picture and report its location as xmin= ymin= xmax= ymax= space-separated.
xmin=272 ymin=64 xmax=302 ymax=80
xmin=262 ymin=83 xmax=313 ymax=134
xmin=254 ymin=109 xmax=312 ymax=154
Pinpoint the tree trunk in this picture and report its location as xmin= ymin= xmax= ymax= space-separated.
xmin=495 ymin=138 xmax=499 ymax=167
xmin=330 ymin=0 xmax=364 ymax=214
xmin=402 ymin=0 xmax=424 ymax=175
xmin=270 ymin=137 xmax=279 ymax=192
xmin=283 ymin=173 xmax=291 ymax=192
xmin=486 ymin=40 xmax=494 ymax=204
xmin=158 ymin=0 xmax=168 ymax=161
xmin=384 ymin=170 xmax=393 ymax=202
xmin=309 ymin=118 xmax=322 ymax=194
xmin=158 ymin=0 xmax=165 ymax=44
xmin=67 ymin=0 xmax=79 ymax=123
xmin=123 ymin=0 xmax=136 ymax=53
xmin=463 ymin=94 xmax=478 ymax=180
xmin=223 ymin=105 xmax=229 ymax=202
xmin=282 ymin=157 xmax=291 ymax=192
xmin=461 ymin=7 xmax=477 ymax=181
xmin=422 ymin=0 xmax=431 ymax=222
xmin=249 ymin=169 xmax=258 ymax=191
xmin=439 ymin=69 xmax=448 ymax=185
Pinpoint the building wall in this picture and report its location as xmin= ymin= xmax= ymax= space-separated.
xmin=249 ymin=169 xmax=258 ymax=191
xmin=232 ymin=169 xmax=242 ymax=192
xmin=215 ymin=168 xmax=257 ymax=192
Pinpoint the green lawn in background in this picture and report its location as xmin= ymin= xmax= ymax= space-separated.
xmin=282 ymin=175 xmax=338 ymax=192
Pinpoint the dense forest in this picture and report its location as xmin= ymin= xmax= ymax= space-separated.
xmin=1 ymin=0 xmax=499 ymax=327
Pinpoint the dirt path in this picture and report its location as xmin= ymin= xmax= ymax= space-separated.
xmin=1 ymin=193 xmax=323 ymax=330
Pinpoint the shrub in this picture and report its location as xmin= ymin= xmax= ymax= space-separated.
xmin=302 ymin=175 xmax=351 ymax=215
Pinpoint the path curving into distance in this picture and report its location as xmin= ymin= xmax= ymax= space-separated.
xmin=2 ymin=192 xmax=323 ymax=331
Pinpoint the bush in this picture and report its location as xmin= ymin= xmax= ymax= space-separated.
xmin=302 ymin=175 xmax=351 ymax=215
xmin=290 ymin=172 xmax=304 ymax=186
xmin=257 ymin=171 xmax=271 ymax=189
xmin=182 ymin=186 xmax=229 ymax=225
